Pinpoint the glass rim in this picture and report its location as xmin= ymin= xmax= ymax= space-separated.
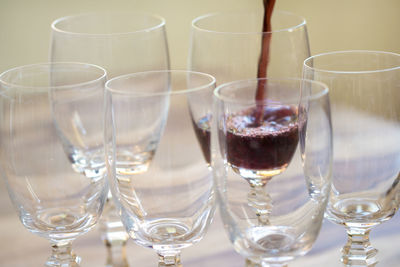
xmin=105 ymin=70 xmax=216 ymax=96
xmin=51 ymin=11 xmax=166 ymax=36
xmin=214 ymin=77 xmax=329 ymax=104
xmin=303 ymin=50 xmax=400 ymax=74
xmin=191 ymin=10 xmax=306 ymax=35
xmin=0 ymin=62 xmax=107 ymax=90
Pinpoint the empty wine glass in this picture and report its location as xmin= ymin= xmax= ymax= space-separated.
xmin=212 ymin=77 xmax=332 ymax=267
xmin=104 ymin=70 xmax=216 ymax=267
xmin=51 ymin=12 xmax=170 ymax=264
xmin=303 ymin=50 xmax=400 ymax=266
xmin=0 ymin=62 xmax=108 ymax=267
xmin=189 ymin=10 xmax=310 ymax=85
xmin=51 ymin=12 xmax=170 ymax=78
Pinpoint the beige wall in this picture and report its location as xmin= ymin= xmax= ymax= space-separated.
xmin=0 ymin=0 xmax=399 ymax=73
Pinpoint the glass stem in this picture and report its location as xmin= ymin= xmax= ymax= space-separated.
xmin=105 ymin=240 xmax=129 ymax=267
xmin=100 ymin=192 xmax=130 ymax=267
xmin=341 ymin=227 xmax=378 ymax=267
xmin=247 ymin=183 xmax=272 ymax=225
xmin=46 ymin=241 xmax=80 ymax=267
xmin=158 ymin=252 xmax=182 ymax=267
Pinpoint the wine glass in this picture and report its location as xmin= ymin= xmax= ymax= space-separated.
xmin=189 ymin=10 xmax=310 ymax=85
xmin=104 ymin=70 xmax=216 ymax=267
xmin=51 ymin=12 xmax=170 ymax=78
xmin=212 ymin=77 xmax=332 ymax=267
xmin=50 ymin=12 xmax=170 ymax=264
xmin=303 ymin=50 xmax=400 ymax=266
xmin=190 ymin=12 xmax=312 ymax=265
xmin=0 ymin=62 xmax=108 ymax=267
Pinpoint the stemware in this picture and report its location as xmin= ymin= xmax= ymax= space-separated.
xmin=50 ymin=12 xmax=170 ymax=265
xmin=303 ymin=50 xmax=400 ymax=266
xmin=190 ymin=12 xmax=313 ymax=266
xmin=0 ymin=62 xmax=108 ymax=267
xmin=104 ymin=70 xmax=216 ymax=267
xmin=189 ymin=10 xmax=310 ymax=85
xmin=212 ymin=77 xmax=332 ymax=267
xmin=51 ymin=12 xmax=170 ymax=78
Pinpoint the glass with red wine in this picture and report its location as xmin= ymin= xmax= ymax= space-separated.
xmin=212 ymin=77 xmax=332 ymax=267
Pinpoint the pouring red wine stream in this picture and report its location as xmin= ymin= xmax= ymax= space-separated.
xmin=254 ymin=0 xmax=276 ymax=126
xmin=192 ymin=0 xmax=299 ymax=176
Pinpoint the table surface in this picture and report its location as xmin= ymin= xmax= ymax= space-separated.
xmin=0 ymin=177 xmax=399 ymax=267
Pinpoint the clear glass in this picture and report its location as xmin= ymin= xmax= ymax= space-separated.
xmin=189 ymin=11 xmax=310 ymax=85
xmin=212 ymin=78 xmax=332 ymax=267
xmin=51 ymin=12 xmax=170 ymax=78
xmin=50 ymin=12 xmax=170 ymax=265
xmin=0 ymin=62 xmax=108 ymax=266
xmin=303 ymin=50 xmax=400 ymax=266
xmin=104 ymin=70 xmax=216 ymax=267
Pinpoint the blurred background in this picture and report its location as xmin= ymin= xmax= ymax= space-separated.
xmin=0 ymin=1 xmax=399 ymax=266
xmin=0 ymin=0 xmax=399 ymax=73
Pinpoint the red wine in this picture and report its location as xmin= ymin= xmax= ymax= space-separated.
xmin=226 ymin=105 xmax=298 ymax=176
xmin=192 ymin=115 xmax=211 ymax=164
xmin=193 ymin=105 xmax=299 ymax=175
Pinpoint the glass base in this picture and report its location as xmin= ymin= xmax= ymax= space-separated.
xmin=246 ymin=258 xmax=289 ymax=267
